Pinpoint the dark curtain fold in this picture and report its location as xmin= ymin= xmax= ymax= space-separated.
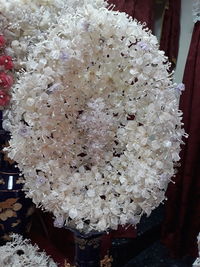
xmin=160 ymin=0 xmax=181 ymax=69
xmin=162 ymin=21 xmax=200 ymax=258
xmin=108 ymin=0 xmax=154 ymax=30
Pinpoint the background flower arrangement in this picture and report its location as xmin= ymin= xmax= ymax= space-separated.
xmin=0 ymin=234 xmax=57 ymax=267
xmin=193 ymin=233 xmax=200 ymax=267
xmin=0 ymin=0 xmax=186 ymax=233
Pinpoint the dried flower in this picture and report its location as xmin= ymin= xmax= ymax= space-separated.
xmin=53 ymin=216 xmax=65 ymax=228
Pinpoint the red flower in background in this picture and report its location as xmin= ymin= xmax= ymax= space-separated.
xmin=0 ymin=35 xmax=6 ymax=48
xmin=0 ymin=72 xmax=14 ymax=89
xmin=0 ymin=35 xmax=14 ymax=108
xmin=0 ymin=55 xmax=14 ymax=70
xmin=0 ymin=90 xmax=10 ymax=106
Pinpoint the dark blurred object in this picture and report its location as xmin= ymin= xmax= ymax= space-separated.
xmin=73 ymin=230 xmax=103 ymax=267
xmin=111 ymin=205 xmax=164 ymax=267
xmin=124 ymin=241 xmax=195 ymax=267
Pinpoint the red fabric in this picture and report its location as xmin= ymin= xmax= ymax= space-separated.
xmin=108 ymin=0 xmax=154 ymax=30
xmin=161 ymin=21 xmax=200 ymax=258
xmin=29 ymin=233 xmax=67 ymax=266
xmin=28 ymin=211 xmax=74 ymax=266
xmin=160 ymin=0 xmax=181 ymax=69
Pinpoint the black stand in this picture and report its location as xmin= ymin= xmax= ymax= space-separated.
xmin=73 ymin=230 xmax=103 ymax=267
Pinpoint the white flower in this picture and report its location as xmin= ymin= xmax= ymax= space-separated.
xmin=53 ymin=216 xmax=65 ymax=228
xmin=69 ymin=208 xmax=78 ymax=219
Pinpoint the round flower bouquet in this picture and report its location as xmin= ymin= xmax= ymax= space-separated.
xmin=1 ymin=0 xmax=185 ymax=234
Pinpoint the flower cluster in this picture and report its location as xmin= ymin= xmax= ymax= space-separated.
xmin=0 ymin=34 xmax=14 ymax=108
xmin=2 ymin=0 xmax=186 ymax=233
xmin=0 ymin=234 xmax=57 ymax=267
xmin=193 ymin=0 xmax=200 ymax=23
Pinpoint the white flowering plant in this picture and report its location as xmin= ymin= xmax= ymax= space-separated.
xmin=1 ymin=0 xmax=186 ymax=233
xmin=0 ymin=234 xmax=57 ymax=267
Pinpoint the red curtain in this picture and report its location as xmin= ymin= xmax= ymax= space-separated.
xmin=160 ymin=0 xmax=181 ymax=69
xmin=162 ymin=21 xmax=200 ymax=258
xmin=107 ymin=0 xmax=154 ymax=30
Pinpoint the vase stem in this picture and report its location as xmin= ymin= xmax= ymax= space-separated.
xmin=74 ymin=232 xmax=102 ymax=267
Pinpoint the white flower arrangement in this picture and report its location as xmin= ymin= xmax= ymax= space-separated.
xmin=1 ymin=0 xmax=186 ymax=233
xmin=0 ymin=234 xmax=57 ymax=267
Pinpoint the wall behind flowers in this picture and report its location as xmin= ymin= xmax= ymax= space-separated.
xmin=172 ymin=0 xmax=193 ymax=83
